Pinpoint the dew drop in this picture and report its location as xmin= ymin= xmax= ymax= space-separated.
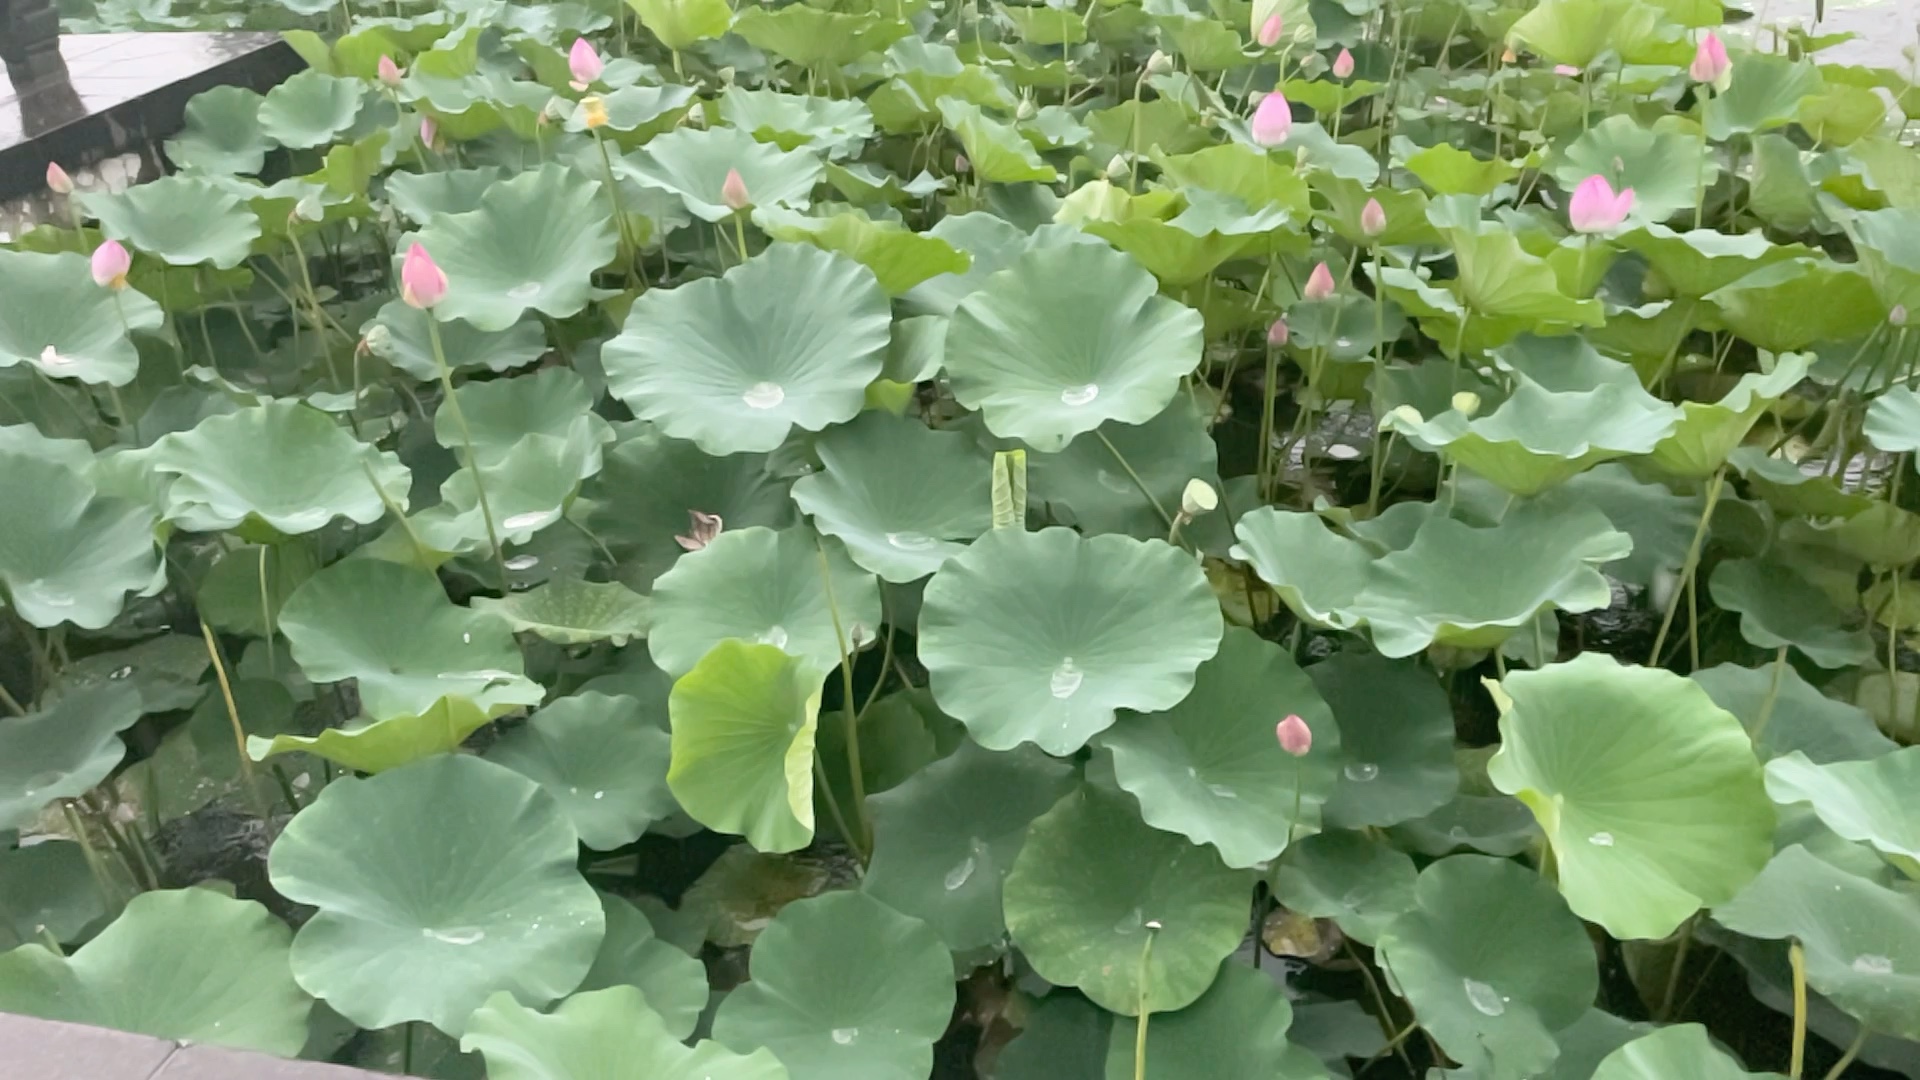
xmin=1853 ymin=954 xmax=1895 ymax=975
xmin=502 ymin=510 xmax=555 ymax=531
xmin=742 ymin=381 xmax=786 ymax=409
xmin=109 ymin=665 xmax=134 ymax=680
xmin=1334 ymin=336 xmax=1354 ymax=349
xmin=504 ymin=554 xmax=540 ymax=571
xmin=462 ymin=632 xmax=472 ymax=644
xmin=508 ymin=282 xmax=542 ymax=300
xmin=1049 ymin=658 xmax=1084 ymax=699
xmin=592 ymin=791 xmax=606 ymax=801
xmin=424 ymin=926 xmax=486 ymax=946
xmin=36 ymin=592 xmax=76 ymax=609
xmin=758 ymin=625 xmax=789 ymax=649
xmin=944 ymin=854 xmax=977 ymax=891
xmin=831 ymin=1028 xmax=858 ymax=1045
xmin=1587 ymin=831 xmax=1615 ymax=847
xmin=1463 ymin=978 xmax=1506 ymax=1017
xmin=1344 ymin=762 xmax=1380 ymax=782
xmin=886 ymin=531 xmax=935 ymax=551
xmin=1206 ymin=782 xmax=1239 ymax=800
xmin=39 ymin=345 xmax=73 ymax=368
xmin=1060 ymin=383 xmax=1100 ymax=407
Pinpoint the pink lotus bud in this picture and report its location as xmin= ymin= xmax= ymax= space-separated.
xmin=1332 ymin=48 xmax=1355 ymax=79
xmin=419 ymin=115 xmax=438 ymax=149
xmin=1360 ymin=197 xmax=1387 ymax=238
xmin=1267 ymin=318 xmax=1290 ymax=347
xmin=569 ymin=37 xmax=604 ymax=90
xmin=1276 ymin=714 xmax=1311 ymax=756
xmin=400 ymin=242 xmax=448 ymax=309
xmin=721 ymin=168 xmax=751 ymax=211
xmin=1568 ymin=174 xmax=1634 ymax=233
xmin=377 ymin=55 xmax=404 ymax=87
xmin=45 ymin=162 xmax=73 ymax=195
xmin=1689 ymin=31 xmax=1730 ymax=87
xmin=1553 ymin=64 xmax=1581 ymax=76
xmin=1256 ymin=12 xmax=1284 ymax=47
xmin=955 ymin=153 xmax=970 ymax=174
xmin=675 ymin=510 xmax=724 ymax=551
xmin=1250 ymin=91 xmax=1292 ymax=148
xmin=1303 ymin=261 xmax=1336 ymax=301
xmin=90 ymin=240 xmax=130 ymax=290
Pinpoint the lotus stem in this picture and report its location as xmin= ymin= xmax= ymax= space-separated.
xmin=0 ymin=680 xmax=24 ymax=716
xmin=592 ymin=130 xmax=637 ymax=281
xmin=816 ymin=540 xmax=874 ymax=859
xmin=258 ymin=545 xmax=276 ymax=678
xmin=812 ymin=753 xmax=862 ymax=878
xmin=201 ymin=619 xmax=272 ymax=823
xmin=424 ymin=318 xmax=511 ymax=592
xmin=1790 ymin=939 xmax=1809 ymax=1078
xmin=1647 ymin=468 xmax=1724 ymax=667
xmin=60 ymin=801 xmax=122 ymax=906
xmin=1657 ymin=915 xmax=1696 ymax=1020
xmin=1824 ymin=1028 xmax=1871 ymax=1080
xmin=1750 ymin=646 xmax=1790 ymax=746
xmin=1093 ymin=430 xmax=1177 ymax=531
xmin=1134 ymin=922 xmax=1160 ymax=1080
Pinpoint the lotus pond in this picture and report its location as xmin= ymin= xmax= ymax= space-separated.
xmin=4 ymin=0 xmax=1920 ymax=1076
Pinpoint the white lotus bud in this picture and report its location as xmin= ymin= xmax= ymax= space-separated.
xmin=1145 ymin=50 xmax=1173 ymax=76
xmin=1106 ymin=154 xmax=1130 ymax=178
xmin=362 ymin=323 xmax=392 ymax=357
xmin=1016 ymin=98 xmax=1037 ymax=120
xmin=1387 ymin=404 xmax=1424 ymax=427
xmin=1451 ymin=391 xmax=1481 ymax=417
xmin=1180 ymin=478 xmax=1218 ymax=517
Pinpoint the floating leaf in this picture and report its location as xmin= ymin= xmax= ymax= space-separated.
xmin=1270 ymin=830 xmax=1418 ymax=946
xmin=83 ymin=175 xmax=262 ymax=269
xmin=918 ymin=527 xmax=1223 ymax=754
xmin=1102 ymin=961 xmax=1324 ymax=1080
xmin=464 ymin=986 xmax=783 ymax=1080
xmin=0 ymin=249 xmax=165 ymax=386
xmin=667 ymin=640 xmax=822 ymax=854
xmin=485 ymin=692 xmax=676 ymax=851
xmin=473 ymin=578 xmax=651 ymax=646
xmin=1311 ymin=650 xmax=1460 ymax=829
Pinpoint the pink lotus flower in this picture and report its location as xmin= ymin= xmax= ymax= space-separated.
xmin=1553 ymin=64 xmax=1581 ymax=76
xmin=1267 ymin=317 xmax=1290 ymax=347
xmin=675 ymin=510 xmax=724 ymax=551
xmin=46 ymin=162 xmax=73 ymax=195
xmin=377 ymin=55 xmax=404 ymax=87
xmin=90 ymin=240 xmax=130 ymax=290
xmin=1689 ymin=31 xmax=1730 ymax=86
xmin=1360 ymin=197 xmax=1387 ymax=237
xmin=1276 ymin=714 xmax=1311 ymax=756
xmin=569 ymin=38 xmax=604 ymax=90
xmin=419 ymin=115 xmax=439 ymax=149
xmin=400 ymin=242 xmax=448 ymax=309
xmin=1256 ymin=12 xmax=1284 ymax=47
xmin=1568 ymin=175 xmax=1634 ymax=233
xmin=1303 ymin=261 xmax=1336 ymax=300
xmin=721 ymin=168 xmax=751 ymax=211
xmin=1332 ymin=48 xmax=1355 ymax=79
xmin=1250 ymin=91 xmax=1292 ymax=148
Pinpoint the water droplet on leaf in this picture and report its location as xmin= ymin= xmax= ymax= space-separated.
xmin=831 ymin=1028 xmax=858 ymax=1045
xmin=1344 ymin=762 xmax=1379 ymax=782
xmin=1049 ymin=658 xmax=1083 ymax=699
xmin=1060 ymin=383 xmax=1100 ymax=406
xmin=424 ymin=926 xmax=486 ymax=946
xmin=743 ymin=381 xmax=785 ymax=409
xmin=944 ymin=854 xmax=976 ymax=891
xmin=508 ymin=282 xmax=542 ymax=300
xmin=502 ymin=510 xmax=555 ymax=531
xmin=758 ymin=625 xmax=789 ymax=649
xmin=1854 ymin=954 xmax=1894 ymax=975
xmin=1463 ymin=978 xmax=1506 ymax=1016
xmin=1587 ymin=832 xmax=1614 ymax=847
xmin=504 ymin=554 xmax=539 ymax=571
xmin=886 ymin=531 xmax=935 ymax=550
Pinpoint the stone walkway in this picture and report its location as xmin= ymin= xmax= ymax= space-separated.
xmin=0 ymin=1013 xmax=384 ymax=1080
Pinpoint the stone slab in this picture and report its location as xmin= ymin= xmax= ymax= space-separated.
xmin=0 ymin=1011 xmax=388 ymax=1079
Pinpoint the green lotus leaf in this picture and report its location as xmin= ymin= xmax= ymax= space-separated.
xmin=790 ymin=412 xmax=991 ymax=583
xmin=404 ymin=164 xmax=616 ymax=332
xmin=994 ymin=994 xmax=1110 ymax=1080
xmin=0 ymin=889 xmax=310 ymax=1055
xmin=484 ymin=692 xmax=675 ymax=850
xmin=604 ymin=244 xmax=889 ymax=455
xmin=1729 ymin=446 xmax=1874 ymax=519
xmin=1617 ymin=224 xmax=1808 ymax=298
xmin=1403 ymin=143 xmax=1519 ymax=196
xmin=1866 ymin=385 xmax=1920 ymax=453
xmin=1549 ymin=115 xmax=1718 ymax=223
xmin=1228 ymin=509 xmax=1372 ymax=630
xmin=585 ymin=429 xmax=796 ymax=590
xmin=900 ymin=213 xmax=1079 ymax=316
xmin=1308 ymin=650 xmax=1460 ymax=829
xmin=1269 ymin=830 xmax=1418 ymax=945
xmin=649 ymin=526 xmax=881 ymax=677
xmin=0 ymin=684 xmax=141 ymax=831
xmin=1375 ymin=854 xmax=1597 ymax=1079
xmin=1705 ymin=55 xmax=1825 ymax=141
xmin=1647 ymin=354 xmax=1808 ymax=477
xmin=1764 ymin=749 xmax=1920 ymax=867
xmin=1692 ymin=662 xmax=1896 ymax=764
xmin=563 ymin=84 xmax=696 ymax=138
xmin=626 ymin=0 xmax=732 ymax=50
xmin=165 ymin=85 xmax=272 ymax=174
xmin=435 ymin=367 xmax=612 ymax=477
xmin=575 ymin=893 xmax=708 ymax=1037
xmin=465 ymin=985 xmax=783 ymax=1080
xmin=1850 ymin=206 xmax=1920 ymax=313
xmin=1004 ymin=784 xmax=1252 ymax=1014
xmin=1308 ymin=173 xmax=1438 ymax=247
xmin=278 ymin=558 xmax=544 ymax=720
xmin=711 ymin=892 xmax=952 ymax=1080
xmin=1436 ymin=222 xmax=1604 ymax=331
xmin=268 ymin=755 xmax=605 ymax=1035
xmin=944 ymin=243 xmax=1204 ymax=449
xmin=0 ymin=451 xmax=163 ymax=629
xmin=866 ymin=39 xmax=1014 ymax=133
xmin=0 ymin=422 xmax=92 ymax=471
xmin=196 ymin=541 xmax=317 ymax=638
xmin=1383 ymin=335 xmax=1680 ymax=495
xmin=472 ymin=578 xmax=651 ymax=646
xmin=1507 ymin=0 xmax=1663 ymax=68
xmin=1488 ymin=653 xmax=1775 ymax=939
xmin=624 ymin=127 xmax=825 ymax=224
xmin=811 ymin=688 xmax=953 ymax=839
xmin=919 ymin=527 xmax=1221 ymax=754
xmin=259 ymin=69 xmax=365 ymax=148
xmin=723 ymin=87 xmax=875 ymax=158
xmin=1067 ymin=185 xmax=1289 ymax=287
xmin=1716 ymin=845 xmax=1920 ymax=1040
xmin=733 ymin=4 xmax=909 ymax=66
xmin=1590 ymin=1024 xmax=1782 ymax=1080
xmin=83 ymin=174 xmax=262 ymax=269
xmin=1098 ymin=627 xmax=1340 ymax=869
xmin=1103 ymin=960 xmax=1324 ymax=1080
xmin=937 ymin=98 xmax=1058 ymax=184
xmin=413 ymin=432 xmax=594 ymax=551
xmin=0 ymin=840 xmax=103 ymax=950
xmin=752 ymin=206 xmax=970 ymax=294
xmin=1391 ymin=790 xmax=1542 ymax=859
xmin=385 ymin=166 xmax=510 ymax=222
xmin=1706 ymin=261 xmax=1881 ymax=354
xmin=1540 ymin=464 xmax=1702 ymax=589
xmin=668 ymin=640 xmax=822 ymax=853
xmin=146 ymin=400 xmax=410 ymax=535
xmin=862 ymin=739 xmax=1074 ymax=951
xmin=1708 ymin=557 xmax=1873 ymax=669
xmin=0 ymin=249 xmax=165 ymax=386
xmin=1027 ymin=397 xmax=1221 ymax=543
xmin=364 ymin=299 xmax=548 ymax=382
xmin=247 ymin=695 xmax=492 ymax=775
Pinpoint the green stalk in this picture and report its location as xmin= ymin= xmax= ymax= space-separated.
xmin=1790 ymin=940 xmax=1809 ymax=1078
xmin=593 ymin=129 xmax=637 ymax=282
xmin=1824 ymin=1028 xmax=1871 ymax=1080
xmin=1647 ymin=468 xmax=1725 ymax=666
xmin=816 ymin=540 xmax=874 ymax=859
xmin=1366 ymin=246 xmax=1389 ymax=516
xmin=425 ymin=318 xmax=511 ymax=592
xmin=60 ymin=801 xmax=122 ymax=907
xmin=1133 ymin=922 xmax=1161 ymax=1080
xmin=1094 ymin=430 xmax=1177 ymax=531
xmin=201 ymin=619 xmax=272 ymax=823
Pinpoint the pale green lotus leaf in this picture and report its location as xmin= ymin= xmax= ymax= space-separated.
xmin=83 ymin=175 xmax=262 ymax=269
xmin=363 ymin=298 xmax=548 ymax=382
xmin=1027 ymin=397 xmax=1222 ymax=543
xmin=259 ymin=69 xmax=366 ymax=148
xmin=464 ymin=986 xmax=784 ymax=1080
xmin=667 ymin=640 xmax=822 ymax=854
xmin=434 ymin=366 xmax=613 ymax=477
xmin=0 ymin=684 xmax=141 ymax=831
xmin=0 ymin=249 xmax=165 ymax=386
xmin=752 ymin=206 xmax=970 ymax=294
xmin=1648 ymin=354 xmax=1808 ymax=477
xmin=1489 ymin=654 xmax=1775 ymax=939
xmin=1866 ymin=385 xmax=1920 ymax=453
xmin=626 ymin=0 xmax=733 ymax=51
xmin=563 ymin=84 xmax=695 ymax=137
xmin=385 ymin=166 xmax=508 ymax=222
xmin=1508 ymin=0 xmax=1663 ymax=69
xmin=247 ymin=696 xmax=492 ymax=775
xmin=732 ymin=4 xmax=910 ymax=66
xmin=164 ymin=85 xmax=273 ymax=174
xmin=1549 ymin=115 xmax=1718 ymax=222
xmin=0 ymin=840 xmax=103 ymax=951
xmin=936 ymin=98 xmax=1058 ymax=184
xmin=472 ymin=578 xmax=651 ymax=646
xmin=1705 ymin=54 xmax=1826 ymax=141
xmin=1706 ymin=262 xmax=1880 ymax=354
xmin=575 ymin=894 xmax=709 ymax=1039
xmin=1617 ymin=224 xmax=1808 ymax=298
xmin=1591 ymin=1024 xmax=1782 ymax=1079
xmin=1404 ymin=143 xmax=1519 ymax=197
xmin=0 ymin=451 xmax=163 ymax=629
xmin=1764 ymin=748 xmax=1920 ymax=866
xmin=486 ymin=692 xmax=676 ymax=851
xmin=1709 ymin=557 xmax=1873 ymax=669
xmin=1270 ymin=829 xmax=1418 ymax=946
xmin=1692 ymin=662 xmax=1897 ymax=764
xmin=623 ymin=126 xmax=825 ymax=224
xmin=722 ymin=87 xmax=875 ymax=158
xmin=1310 ymin=650 xmax=1460 ymax=829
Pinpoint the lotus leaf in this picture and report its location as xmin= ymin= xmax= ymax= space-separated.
xmin=667 ymin=640 xmax=822 ymax=853
xmin=165 ymin=86 xmax=273 ymax=174
xmin=472 ymin=578 xmax=650 ymax=645
xmin=0 ymin=249 xmax=165 ymax=386
xmin=0 ymin=840 xmax=103 ymax=950
xmin=1270 ymin=830 xmax=1418 ymax=945
xmin=623 ymin=127 xmax=825 ymax=223
xmin=364 ymin=299 xmax=548 ymax=381
xmin=575 ymin=894 xmax=708 ymax=1036
xmin=585 ymin=429 xmax=796 ymax=590
xmin=0 ymin=684 xmax=142 ymax=830
xmin=0 ymin=451 xmax=163 ymax=629
xmin=259 ymin=69 xmax=366 ymax=148
xmin=1692 ymin=662 xmax=1896 ymax=764
xmin=463 ymin=986 xmax=785 ymax=1080
xmin=83 ymin=175 xmax=262 ymax=269
xmin=485 ymin=692 xmax=675 ymax=850
xmin=1709 ymin=557 xmax=1874 ymax=669
xmin=1764 ymin=749 xmax=1920 ymax=867
xmin=1647 ymin=354 xmax=1809 ymax=477
xmin=1590 ymin=1024 xmax=1781 ymax=1079
xmin=1026 ymin=397 xmax=1223 ymax=542
xmin=1101 ymin=961 xmax=1325 ymax=1080
xmin=247 ymin=695 xmax=493 ymax=774
xmin=723 ymin=87 xmax=875 ymax=158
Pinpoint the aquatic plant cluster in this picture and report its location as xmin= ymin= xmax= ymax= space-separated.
xmin=2 ymin=0 xmax=1919 ymax=1076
